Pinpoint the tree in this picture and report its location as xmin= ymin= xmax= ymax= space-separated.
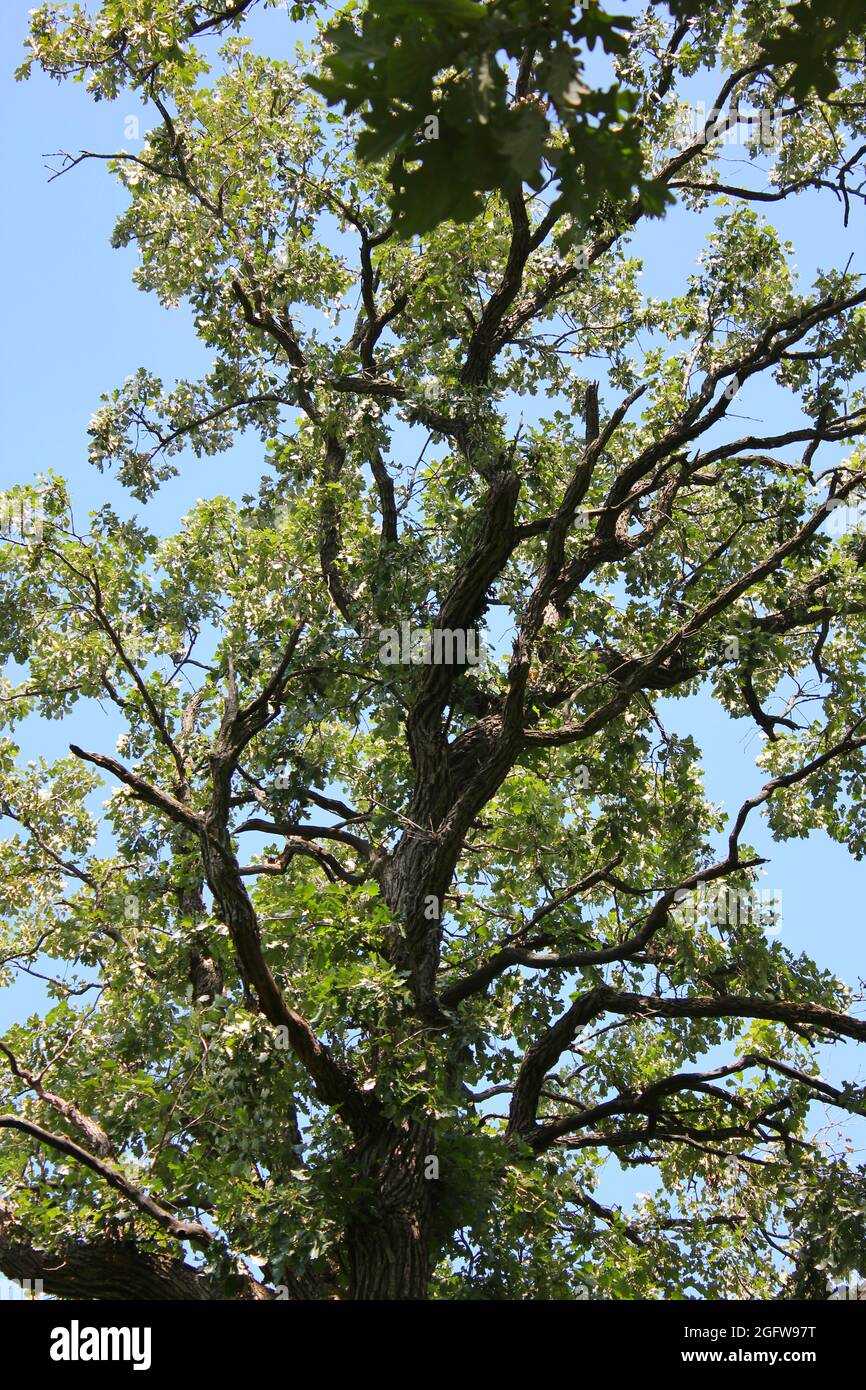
xmin=2 ymin=0 xmax=866 ymax=1300
xmin=310 ymin=0 xmax=866 ymax=234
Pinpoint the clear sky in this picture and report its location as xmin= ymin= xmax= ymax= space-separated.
xmin=1 ymin=0 xmax=864 ymax=1233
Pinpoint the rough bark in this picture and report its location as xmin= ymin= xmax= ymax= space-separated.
xmin=345 ymin=1118 xmax=435 ymax=1300
xmin=0 ymin=1216 xmax=260 ymax=1301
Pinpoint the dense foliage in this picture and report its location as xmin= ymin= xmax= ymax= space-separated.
xmin=2 ymin=0 xmax=866 ymax=1299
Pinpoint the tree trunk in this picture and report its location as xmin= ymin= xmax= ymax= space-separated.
xmin=345 ymin=1118 xmax=434 ymax=1300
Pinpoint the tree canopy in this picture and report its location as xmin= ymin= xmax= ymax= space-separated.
xmin=3 ymin=0 xmax=866 ymax=1300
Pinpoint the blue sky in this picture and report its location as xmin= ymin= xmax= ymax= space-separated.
xmin=1 ymin=0 xmax=865 ymax=1247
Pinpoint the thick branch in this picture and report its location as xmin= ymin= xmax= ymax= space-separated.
xmin=0 ymin=1115 xmax=209 ymax=1242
